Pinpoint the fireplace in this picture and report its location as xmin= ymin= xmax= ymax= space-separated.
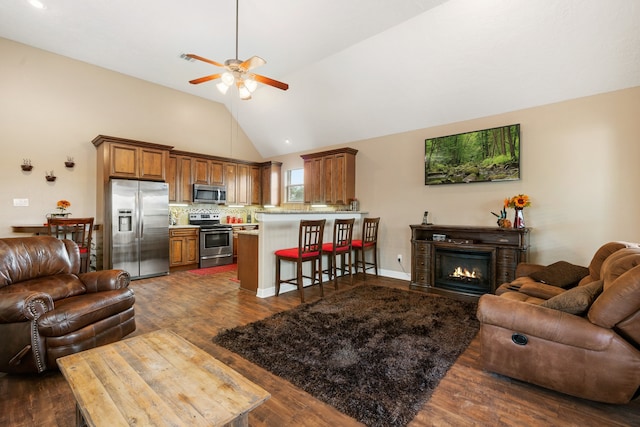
xmin=410 ymin=225 xmax=530 ymax=298
xmin=434 ymin=247 xmax=494 ymax=296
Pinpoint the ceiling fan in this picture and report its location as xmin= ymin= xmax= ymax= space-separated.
xmin=185 ymin=0 xmax=289 ymax=100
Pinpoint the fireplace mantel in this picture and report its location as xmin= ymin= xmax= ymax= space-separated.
xmin=410 ymin=225 xmax=530 ymax=298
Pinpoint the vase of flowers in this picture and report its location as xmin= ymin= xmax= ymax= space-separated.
xmin=505 ymin=194 xmax=531 ymax=229
xmin=49 ymin=199 xmax=71 ymax=218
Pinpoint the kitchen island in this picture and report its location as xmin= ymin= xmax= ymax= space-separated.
xmin=253 ymin=211 xmax=368 ymax=297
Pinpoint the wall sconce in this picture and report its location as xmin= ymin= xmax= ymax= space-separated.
xmin=45 ymin=171 xmax=56 ymax=182
xmin=21 ymin=159 xmax=33 ymax=171
xmin=65 ymin=156 xmax=75 ymax=168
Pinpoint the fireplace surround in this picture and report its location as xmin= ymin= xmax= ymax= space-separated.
xmin=410 ymin=225 xmax=530 ymax=298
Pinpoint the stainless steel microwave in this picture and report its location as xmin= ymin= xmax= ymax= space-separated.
xmin=192 ymin=184 xmax=227 ymax=204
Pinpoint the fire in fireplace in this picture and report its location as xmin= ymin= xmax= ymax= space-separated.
xmin=434 ymin=247 xmax=493 ymax=296
xmin=449 ymin=266 xmax=481 ymax=282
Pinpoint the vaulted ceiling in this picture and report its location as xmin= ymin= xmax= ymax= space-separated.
xmin=1 ymin=0 xmax=639 ymax=157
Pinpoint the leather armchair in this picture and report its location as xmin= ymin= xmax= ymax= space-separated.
xmin=495 ymin=241 xmax=640 ymax=303
xmin=0 ymin=236 xmax=135 ymax=374
xmin=477 ymin=247 xmax=640 ymax=403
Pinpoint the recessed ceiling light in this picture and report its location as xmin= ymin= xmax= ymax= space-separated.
xmin=28 ymin=0 xmax=46 ymax=9
xmin=284 ymin=139 xmax=291 ymax=144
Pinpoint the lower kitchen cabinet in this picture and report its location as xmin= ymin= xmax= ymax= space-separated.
xmin=237 ymin=231 xmax=258 ymax=292
xmin=170 ymin=227 xmax=199 ymax=270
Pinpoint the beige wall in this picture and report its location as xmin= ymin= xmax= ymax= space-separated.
xmin=2 ymin=37 xmax=639 ymax=275
xmin=0 ymin=38 xmax=260 ymax=237
xmin=271 ymin=86 xmax=640 ymax=272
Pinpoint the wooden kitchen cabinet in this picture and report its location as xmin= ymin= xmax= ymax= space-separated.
xmin=189 ymin=156 xmax=225 ymax=187
xmin=236 ymin=163 xmax=250 ymax=205
xmin=167 ymin=155 xmax=177 ymax=201
xmin=224 ymin=162 xmax=238 ymax=204
xmin=261 ymin=161 xmax=282 ymax=206
xmin=250 ymin=166 xmax=262 ymax=205
xmin=169 ymin=227 xmax=199 ymax=270
xmin=168 ymin=155 xmax=193 ymax=203
xmin=237 ymin=232 xmax=259 ymax=292
xmin=303 ymin=157 xmax=324 ymax=204
xmin=302 ymin=148 xmax=357 ymax=205
xmin=93 ymin=135 xmax=171 ymax=182
xmin=192 ymin=157 xmax=210 ymax=184
xmin=210 ymin=160 xmax=224 ymax=185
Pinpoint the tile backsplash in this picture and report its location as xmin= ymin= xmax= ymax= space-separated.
xmin=169 ymin=205 xmax=260 ymax=225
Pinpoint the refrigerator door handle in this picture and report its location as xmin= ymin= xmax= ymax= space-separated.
xmin=134 ymin=191 xmax=140 ymax=239
xmin=138 ymin=191 xmax=144 ymax=239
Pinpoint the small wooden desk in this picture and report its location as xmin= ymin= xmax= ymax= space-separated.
xmin=57 ymin=329 xmax=270 ymax=427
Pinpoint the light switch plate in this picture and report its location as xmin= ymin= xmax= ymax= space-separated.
xmin=13 ymin=198 xmax=29 ymax=207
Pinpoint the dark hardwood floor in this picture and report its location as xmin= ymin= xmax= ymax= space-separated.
xmin=1 ymin=270 xmax=639 ymax=426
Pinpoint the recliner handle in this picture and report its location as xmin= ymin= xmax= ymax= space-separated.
xmin=512 ymin=333 xmax=528 ymax=346
xmin=9 ymin=345 xmax=32 ymax=366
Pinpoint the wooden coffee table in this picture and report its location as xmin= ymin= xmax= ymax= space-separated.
xmin=57 ymin=329 xmax=270 ymax=427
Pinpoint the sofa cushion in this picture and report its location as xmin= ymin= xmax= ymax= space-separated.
xmin=540 ymin=280 xmax=603 ymax=315
xmin=0 ymin=274 xmax=86 ymax=301
xmin=37 ymin=289 xmax=135 ymax=337
xmin=528 ymin=261 xmax=589 ymax=288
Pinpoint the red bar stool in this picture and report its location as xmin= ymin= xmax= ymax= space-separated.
xmin=275 ymin=219 xmax=326 ymax=303
xmin=322 ymin=218 xmax=355 ymax=289
xmin=47 ymin=217 xmax=94 ymax=273
xmin=353 ymin=217 xmax=380 ymax=280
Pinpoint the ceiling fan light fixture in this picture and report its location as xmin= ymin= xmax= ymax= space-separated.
xmin=244 ymin=77 xmax=258 ymax=93
xmin=216 ymin=81 xmax=230 ymax=94
xmin=238 ymin=83 xmax=252 ymax=100
xmin=221 ymin=72 xmax=235 ymax=86
xmin=186 ymin=0 xmax=288 ymax=100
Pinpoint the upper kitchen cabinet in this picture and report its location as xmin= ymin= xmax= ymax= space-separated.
xmin=250 ymin=165 xmax=262 ymax=206
xmin=168 ymin=154 xmax=193 ymax=203
xmin=261 ymin=161 xmax=282 ymax=206
xmin=302 ymin=148 xmax=357 ymax=205
xmin=224 ymin=162 xmax=238 ymax=204
xmin=93 ymin=135 xmax=172 ymax=182
xmin=192 ymin=157 xmax=210 ymax=185
xmin=209 ymin=160 xmax=225 ymax=186
xmin=191 ymin=157 xmax=224 ymax=186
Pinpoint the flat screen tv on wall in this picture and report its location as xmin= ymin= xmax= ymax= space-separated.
xmin=425 ymin=124 xmax=520 ymax=185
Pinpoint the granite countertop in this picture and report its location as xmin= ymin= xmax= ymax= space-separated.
xmin=255 ymin=210 xmax=365 ymax=214
xmin=236 ymin=229 xmax=259 ymax=235
xmin=169 ymin=225 xmax=199 ymax=228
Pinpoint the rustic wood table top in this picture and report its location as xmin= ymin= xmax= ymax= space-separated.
xmin=57 ymin=329 xmax=270 ymax=427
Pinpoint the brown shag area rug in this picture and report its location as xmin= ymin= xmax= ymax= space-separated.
xmin=213 ymin=286 xmax=479 ymax=427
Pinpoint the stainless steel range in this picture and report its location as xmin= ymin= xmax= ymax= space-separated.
xmin=188 ymin=213 xmax=234 ymax=268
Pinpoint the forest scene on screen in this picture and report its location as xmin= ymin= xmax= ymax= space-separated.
xmin=425 ymin=124 xmax=520 ymax=185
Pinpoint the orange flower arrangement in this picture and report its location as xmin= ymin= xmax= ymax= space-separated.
xmin=505 ymin=194 xmax=531 ymax=209
xmin=56 ymin=199 xmax=71 ymax=212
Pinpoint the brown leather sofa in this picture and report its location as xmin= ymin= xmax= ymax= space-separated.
xmin=477 ymin=244 xmax=640 ymax=404
xmin=0 ymin=236 xmax=135 ymax=374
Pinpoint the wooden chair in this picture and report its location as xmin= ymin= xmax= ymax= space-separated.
xmin=47 ymin=217 xmax=94 ymax=273
xmin=322 ymin=218 xmax=355 ymax=289
xmin=275 ymin=219 xmax=326 ymax=303
xmin=353 ymin=217 xmax=380 ymax=280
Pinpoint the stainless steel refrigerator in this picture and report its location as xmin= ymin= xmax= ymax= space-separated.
xmin=108 ymin=179 xmax=169 ymax=279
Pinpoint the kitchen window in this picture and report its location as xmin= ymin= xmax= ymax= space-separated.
xmin=286 ymin=168 xmax=304 ymax=202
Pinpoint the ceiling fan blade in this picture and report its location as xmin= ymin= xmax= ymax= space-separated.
xmin=239 ymin=56 xmax=266 ymax=72
xmin=185 ymin=54 xmax=225 ymax=68
xmin=253 ymin=74 xmax=289 ymax=91
xmin=189 ymin=73 xmax=222 ymax=85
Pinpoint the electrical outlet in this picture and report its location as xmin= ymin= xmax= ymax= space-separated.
xmin=13 ymin=198 xmax=29 ymax=207
xmin=397 ymin=254 xmax=402 ymax=263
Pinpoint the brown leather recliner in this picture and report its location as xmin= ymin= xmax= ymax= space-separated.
xmin=495 ymin=241 xmax=640 ymax=304
xmin=0 ymin=236 xmax=135 ymax=374
xmin=477 ymin=247 xmax=640 ymax=403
